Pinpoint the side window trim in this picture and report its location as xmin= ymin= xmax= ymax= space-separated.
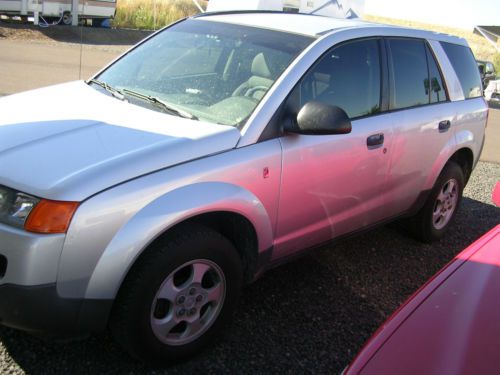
xmin=259 ymin=37 xmax=387 ymax=142
xmin=424 ymin=41 xmax=450 ymax=102
xmin=427 ymin=40 xmax=464 ymax=101
xmin=299 ymin=37 xmax=385 ymax=121
xmin=385 ymin=36 xmax=449 ymax=112
xmin=380 ymin=38 xmax=390 ymax=113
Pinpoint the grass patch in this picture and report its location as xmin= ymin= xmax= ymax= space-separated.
xmin=365 ymin=14 xmax=500 ymax=71
xmin=112 ymin=0 xmax=206 ymax=30
xmin=111 ymin=4 xmax=500 ymax=72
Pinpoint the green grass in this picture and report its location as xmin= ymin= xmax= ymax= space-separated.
xmin=111 ymin=4 xmax=500 ymax=73
xmin=112 ymin=0 xmax=206 ymax=30
xmin=365 ymin=15 xmax=500 ymax=73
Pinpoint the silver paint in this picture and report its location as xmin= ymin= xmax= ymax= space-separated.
xmin=0 ymin=223 xmax=65 ymax=285
xmin=0 ymin=15 xmax=487 ymax=319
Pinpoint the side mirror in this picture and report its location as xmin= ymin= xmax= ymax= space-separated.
xmin=286 ymin=101 xmax=351 ymax=135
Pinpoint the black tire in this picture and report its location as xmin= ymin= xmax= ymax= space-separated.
xmin=61 ymin=12 xmax=72 ymax=26
xmin=92 ymin=18 xmax=103 ymax=27
xmin=409 ymin=161 xmax=464 ymax=242
xmin=110 ymin=223 xmax=243 ymax=364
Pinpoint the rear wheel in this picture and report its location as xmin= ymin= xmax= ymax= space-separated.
xmin=409 ymin=161 xmax=464 ymax=242
xmin=110 ymin=224 xmax=242 ymax=363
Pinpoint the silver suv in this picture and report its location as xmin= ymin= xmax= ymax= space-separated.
xmin=0 ymin=11 xmax=487 ymax=362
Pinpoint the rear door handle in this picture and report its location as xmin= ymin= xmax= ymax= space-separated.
xmin=439 ymin=120 xmax=451 ymax=132
xmin=367 ymin=133 xmax=384 ymax=147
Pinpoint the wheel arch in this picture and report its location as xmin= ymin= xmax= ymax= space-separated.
xmin=82 ymin=182 xmax=273 ymax=301
xmin=425 ymin=146 xmax=474 ymax=191
xmin=448 ymin=147 xmax=474 ymax=184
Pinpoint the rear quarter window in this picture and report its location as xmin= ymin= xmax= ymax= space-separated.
xmin=440 ymin=42 xmax=482 ymax=98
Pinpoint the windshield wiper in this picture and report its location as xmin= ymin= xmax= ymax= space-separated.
xmin=121 ymin=88 xmax=198 ymax=120
xmin=87 ymin=79 xmax=126 ymax=101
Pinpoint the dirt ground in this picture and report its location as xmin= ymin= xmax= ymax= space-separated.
xmin=0 ymin=22 xmax=151 ymax=45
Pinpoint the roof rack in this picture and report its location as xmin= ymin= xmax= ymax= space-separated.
xmin=192 ymin=10 xmax=326 ymax=19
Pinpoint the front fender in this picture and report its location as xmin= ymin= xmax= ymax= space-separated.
xmin=82 ymin=182 xmax=273 ymax=300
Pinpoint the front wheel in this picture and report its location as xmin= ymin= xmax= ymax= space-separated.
xmin=409 ymin=161 xmax=464 ymax=242
xmin=110 ymin=224 xmax=243 ymax=363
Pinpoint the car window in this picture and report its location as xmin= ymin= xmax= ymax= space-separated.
xmin=426 ymin=44 xmax=448 ymax=104
xmin=97 ymin=20 xmax=313 ymax=127
xmin=137 ymin=35 xmax=225 ymax=77
xmin=388 ymin=38 xmax=429 ymax=110
xmin=298 ymin=38 xmax=381 ymax=119
xmin=440 ymin=42 xmax=482 ymax=98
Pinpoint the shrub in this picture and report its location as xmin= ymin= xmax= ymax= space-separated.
xmin=113 ymin=0 xmax=206 ymax=30
xmin=493 ymin=53 xmax=500 ymax=78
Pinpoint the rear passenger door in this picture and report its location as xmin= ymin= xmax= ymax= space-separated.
xmin=382 ymin=38 xmax=455 ymax=217
xmin=274 ymin=38 xmax=394 ymax=259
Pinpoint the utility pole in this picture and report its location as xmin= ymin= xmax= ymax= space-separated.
xmin=71 ymin=0 xmax=79 ymax=26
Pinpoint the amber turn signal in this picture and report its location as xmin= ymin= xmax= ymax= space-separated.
xmin=24 ymin=200 xmax=79 ymax=234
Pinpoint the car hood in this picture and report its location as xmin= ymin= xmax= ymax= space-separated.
xmin=347 ymin=225 xmax=500 ymax=374
xmin=0 ymin=81 xmax=241 ymax=201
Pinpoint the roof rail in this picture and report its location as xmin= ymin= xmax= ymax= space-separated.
xmin=192 ymin=10 xmax=326 ymax=19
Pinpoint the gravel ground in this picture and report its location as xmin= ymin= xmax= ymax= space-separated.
xmin=0 ymin=161 xmax=498 ymax=374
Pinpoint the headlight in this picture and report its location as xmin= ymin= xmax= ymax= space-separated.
xmin=0 ymin=185 xmax=79 ymax=233
xmin=0 ymin=186 xmax=40 ymax=229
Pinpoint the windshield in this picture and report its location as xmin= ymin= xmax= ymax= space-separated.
xmin=96 ymin=19 xmax=313 ymax=127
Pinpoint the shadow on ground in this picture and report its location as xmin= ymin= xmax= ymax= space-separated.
xmin=1 ymin=195 xmax=498 ymax=374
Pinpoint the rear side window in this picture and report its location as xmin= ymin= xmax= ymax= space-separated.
xmin=387 ymin=38 xmax=429 ymax=109
xmin=440 ymin=42 xmax=482 ymax=98
xmin=299 ymin=38 xmax=381 ymax=119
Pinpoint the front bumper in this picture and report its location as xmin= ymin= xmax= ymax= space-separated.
xmin=0 ymin=222 xmax=64 ymax=286
xmin=0 ymin=283 xmax=112 ymax=338
xmin=0 ymin=223 xmax=112 ymax=338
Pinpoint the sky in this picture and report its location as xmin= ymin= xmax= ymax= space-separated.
xmin=364 ymin=0 xmax=499 ymax=30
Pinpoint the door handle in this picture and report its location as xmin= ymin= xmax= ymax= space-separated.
xmin=439 ymin=120 xmax=451 ymax=132
xmin=367 ymin=133 xmax=384 ymax=147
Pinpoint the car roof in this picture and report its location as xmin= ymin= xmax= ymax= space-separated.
xmin=193 ymin=11 xmax=467 ymax=45
xmin=194 ymin=11 xmax=372 ymax=37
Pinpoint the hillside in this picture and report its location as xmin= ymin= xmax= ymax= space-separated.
xmin=364 ymin=14 xmax=499 ymax=65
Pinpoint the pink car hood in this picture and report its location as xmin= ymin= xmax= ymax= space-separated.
xmin=347 ymin=224 xmax=500 ymax=374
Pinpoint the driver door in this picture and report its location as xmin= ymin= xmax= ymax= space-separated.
xmin=273 ymin=38 xmax=394 ymax=259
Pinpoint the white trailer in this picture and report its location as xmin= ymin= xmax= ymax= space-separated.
xmin=0 ymin=0 xmax=116 ymax=25
xmin=206 ymin=0 xmax=365 ymax=19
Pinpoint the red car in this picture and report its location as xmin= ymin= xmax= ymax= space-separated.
xmin=346 ymin=183 xmax=500 ymax=374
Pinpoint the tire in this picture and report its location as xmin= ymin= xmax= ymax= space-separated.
xmin=92 ymin=18 xmax=103 ymax=27
xmin=409 ymin=161 xmax=464 ymax=242
xmin=61 ymin=12 xmax=72 ymax=26
xmin=110 ymin=223 xmax=243 ymax=364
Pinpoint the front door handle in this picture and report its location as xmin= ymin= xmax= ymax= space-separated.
xmin=367 ymin=133 xmax=384 ymax=147
xmin=439 ymin=120 xmax=451 ymax=132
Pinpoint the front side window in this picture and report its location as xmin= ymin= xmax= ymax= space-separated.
xmin=298 ymin=38 xmax=382 ymax=119
xmin=96 ymin=19 xmax=313 ymax=127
